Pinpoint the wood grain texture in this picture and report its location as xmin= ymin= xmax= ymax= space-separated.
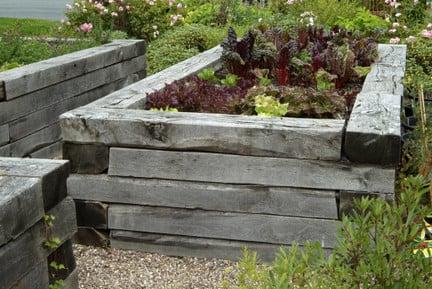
xmin=0 ymin=40 xmax=145 ymax=100
xmin=344 ymin=44 xmax=405 ymax=165
xmin=0 ymin=124 xmax=9 ymax=146
xmin=0 ymin=144 xmax=11 ymax=157
xmin=9 ymin=122 xmax=61 ymax=157
xmin=0 ymin=197 xmax=77 ymax=289
xmin=30 ymin=141 xmax=63 ymax=160
xmin=63 ymin=143 xmax=109 ymax=174
xmin=68 ymin=174 xmax=338 ymax=219
xmin=88 ymin=45 xmax=222 ymax=109
xmin=61 ymin=107 xmax=344 ymax=160
xmin=8 ymin=260 xmax=49 ymax=289
xmin=73 ymin=227 xmax=109 ymax=247
xmin=75 ymin=200 xmax=108 ymax=229
xmin=0 ymin=176 xmax=44 ymax=246
xmin=0 ymin=157 xmax=69 ymax=211
xmin=8 ymin=74 xmax=140 ymax=142
xmin=0 ymin=55 xmax=145 ymax=126
xmin=108 ymin=205 xmax=340 ymax=248
xmin=111 ymin=231 xmax=289 ymax=263
xmin=108 ymin=148 xmax=395 ymax=193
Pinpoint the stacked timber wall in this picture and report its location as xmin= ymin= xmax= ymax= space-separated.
xmin=0 ymin=39 xmax=146 ymax=159
xmin=61 ymin=44 xmax=406 ymax=261
xmin=0 ymin=157 xmax=78 ymax=289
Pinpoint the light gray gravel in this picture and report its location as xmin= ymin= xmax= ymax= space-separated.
xmin=73 ymin=244 xmax=237 ymax=289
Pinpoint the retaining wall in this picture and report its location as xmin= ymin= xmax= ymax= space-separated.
xmin=0 ymin=39 xmax=146 ymax=159
xmin=61 ymin=44 xmax=406 ymax=261
xmin=0 ymin=157 xmax=77 ymax=289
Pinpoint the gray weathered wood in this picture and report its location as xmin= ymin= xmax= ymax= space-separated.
xmin=9 ymin=123 xmax=61 ymax=157
xmin=0 ymin=40 xmax=145 ymax=100
xmin=0 ymin=197 xmax=77 ymax=289
xmin=63 ymin=143 xmax=109 ymax=174
xmin=0 ymin=157 xmax=69 ymax=210
xmin=344 ymin=92 xmax=402 ymax=165
xmin=108 ymin=148 xmax=395 ymax=193
xmin=61 ymin=107 xmax=344 ymax=160
xmin=375 ymin=44 xmax=407 ymax=67
xmin=0 ymin=55 xmax=146 ymax=125
xmin=0 ymin=124 xmax=9 ymax=146
xmin=30 ymin=141 xmax=63 ymax=160
xmin=73 ymin=227 xmax=109 ymax=247
xmin=344 ymin=44 xmax=405 ymax=166
xmin=108 ymin=205 xmax=340 ymax=248
xmin=0 ymin=144 xmax=10 ymax=157
xmin=68 ymin=174 xmax=338 ymax=219
xmin=8 ymin=260 xmax=49 ymax=289
xmin=0 ymin=80 xmax=4 ymax=101
xmin=62 ymin=268 xmax=79 ymax=289
xmin=75 ymin=200 xmax=108 ymax=229
xmin=8 ymin=74 xmax=140 ymax=142
xmin=338 ymin=191 xmax=394 ymax=217
xmin=89 ymin=45 xmax=222 ymax=109
xmin=0 ymin=176 xmax=44 ymax=246
xmin=111 ymin=231 xmax=288 ymax=263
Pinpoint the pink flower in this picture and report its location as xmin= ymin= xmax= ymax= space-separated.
xmin=389 ymin=37 xmax=400 ymax=44
xmin=79 ymin=22 xmax=93 ymax=33
xmin=421 ymin=29 xmax=432 ymax=38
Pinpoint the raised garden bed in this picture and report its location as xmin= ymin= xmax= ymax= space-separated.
xmin=0 ymin=39 xmax=146 ymax=158
xmin=0 ymin=157 xmax=77 ymax=289
xmin=61 ymin=38 xmax=406 ymax=261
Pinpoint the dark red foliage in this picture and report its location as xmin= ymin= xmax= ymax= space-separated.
xmin=145 ymin=76 xmax=256 ymax=114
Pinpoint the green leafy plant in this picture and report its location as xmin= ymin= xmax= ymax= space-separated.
xmin=254 ymin=94 xmax=288 ymax=117
xmin=226 ymin=176 xmax=432 ymax=289
xmin=198 ymin=68 xmax=220 ymax=84
xmin=150 ymin=106 xmax=179 ymax=112
xmin=44 ymin=237 xmax=62 ymax=250
xmin=146 ymin=24 xmax=225 ymax=74
xmin=44 ymin=214 xmax=56 ymax=228
xmin=336 ymin=8 xmax=389 ymax=35
xmin=48 ymin=280 xmax=65 ymax=289
xmin=221 ymin=73 xmax=239 ymax=87
xmin=49 ymin=261 xmax=66 ymax=271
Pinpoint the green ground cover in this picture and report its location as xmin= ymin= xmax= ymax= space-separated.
xmin=0 ymin=17 xmax=59 ymax=36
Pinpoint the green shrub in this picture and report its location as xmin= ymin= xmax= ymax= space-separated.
xmin=336 ymin=8 xmax=389 ymax=35
xmin=226 ymin=176 xmax=432 ymax=289
xmin=184 ymin=2 xmax=220 ymax=26
xmin=127 ymin=0 xmax=185 ymax=40
xmin=405 ymin=38 xmax=432 ymax=99
xmin=146 ymin=24 xmax=225 ymax=74
xmin=269 ymin=0 xmax=361 ymax=28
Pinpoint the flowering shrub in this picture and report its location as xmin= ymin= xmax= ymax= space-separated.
xmin=381 ymin=0 xmax=431 ymax=43
xmin=127 ymin=0 xmax=185 ymax=40
xmin=64 ymin=0 xmax=185 ymax=40
xmin=65 ymin=0 xmax=129 ymax=41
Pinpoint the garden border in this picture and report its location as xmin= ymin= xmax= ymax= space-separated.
xmin=0 ymin=39 xmax=146 ymax=158
xmin=61 ymin=44 xmax=406 ymax=261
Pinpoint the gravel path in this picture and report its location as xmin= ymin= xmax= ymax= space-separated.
xmin=73 ymin=244 xmax=237 ymax=289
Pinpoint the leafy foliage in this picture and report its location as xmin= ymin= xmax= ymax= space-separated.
xmin=335 ymin=8 xmax=389 ymax=36
xmin=147 ymin=26 xmax=377 ymax=118
xmin=145 ymin=75 xmax=255 ymax=114
xmin=146 ymin=24 xmax=225 ymax=75
xmin=254 ymin=95 xmax=289 ymax=117
xmin=225 ymin=176 xmax=432 ymax=289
